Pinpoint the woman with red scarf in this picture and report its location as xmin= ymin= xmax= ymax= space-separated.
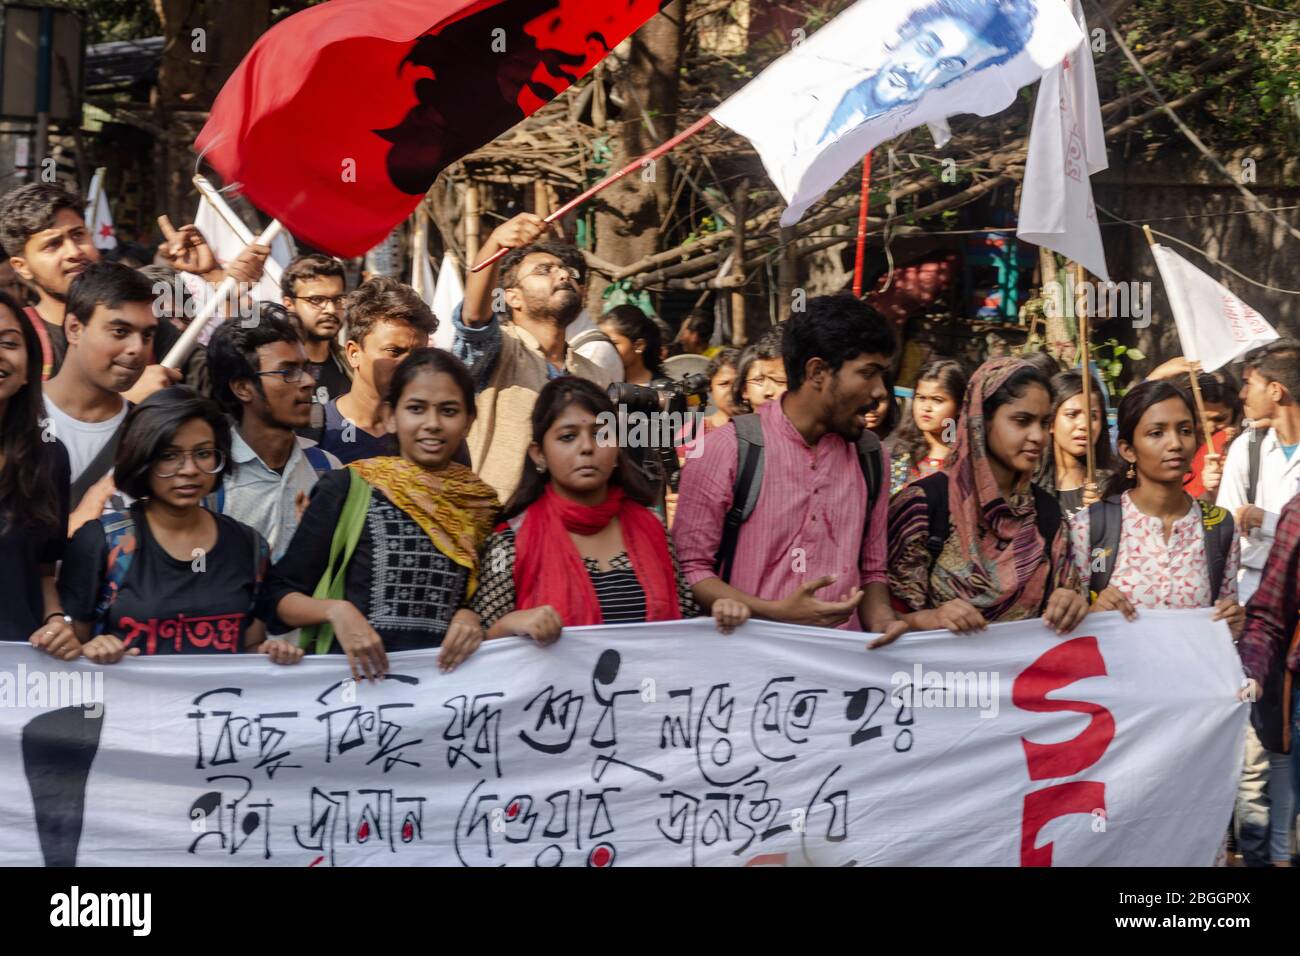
xmin=469 ymin=377 xmax=749 ymax=643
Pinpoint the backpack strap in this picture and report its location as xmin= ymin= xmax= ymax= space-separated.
xmin=855 ymin=430 xmax=883 ymax=514
xmin=1086 ymin=497 xmax=1123 ymax=601
xmin=1247 ymin=428 xmax=1263 ymax=505
xmin=1029 ymin=486 xmax=1064 ymax=611
xmin=69 ymin=417 xmax=128 ymax=508
xmin=93 ymin=511 xmax=138 ymax=637
xmin=715 ymin=414 xmax=765 ymax=584
xmin=23 ymin=307 xmax=53 ymax=381
xmin=300 ymin=470 xmax=372 ymax=653
xmin=915 ymin=472 xmax=950 ymax=572
xmin=1199 ymin=503 xmax=1235 ymax=604
xmin=302 ymin=445 xmax=332 ymax=478
xmin=570 ymin=328 xmax=615 ymax=352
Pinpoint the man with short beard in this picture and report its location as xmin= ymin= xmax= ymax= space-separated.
xmin=674 ymin=294 xmax=907 ymax=642
xmin=453 ymin=214 xmax=611 ymax=501
xmin=281 ymin=253 xmax=352 ymax=405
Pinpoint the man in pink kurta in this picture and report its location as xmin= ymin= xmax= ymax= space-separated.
xmin=673 ymin=294 xmax=907 ymax=641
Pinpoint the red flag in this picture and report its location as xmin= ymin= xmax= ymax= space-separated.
xmin=196 ymin=0 xmax=668 ymax=257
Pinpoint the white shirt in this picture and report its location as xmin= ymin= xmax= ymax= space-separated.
xmin=1215 ymin=425 xmax=1300 ymax=603
xmin=42 ymin=395 xmax=128 ymax=484
xmin=217 ymin=429 xmax=341 ymax=561
xmin=566 ymin=310 xmax=624 ymax=384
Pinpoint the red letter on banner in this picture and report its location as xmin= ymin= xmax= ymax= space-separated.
xmin=1012 ymin=636 xmax=1115 ymax=780
xmin=1021 ymin=781 xmax=1106 ymax=867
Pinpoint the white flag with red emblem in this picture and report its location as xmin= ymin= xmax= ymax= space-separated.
xmin=84 ymin=168 xmax=116 ymax=251
xmin=1150 ymin=243 xmax=1278 ymax=373
xmin=1016 ymin=0 xmax=1109 ymax=281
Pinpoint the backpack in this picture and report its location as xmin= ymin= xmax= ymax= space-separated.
xmin=1085 ymin=496 xmax=1234 ymax=603
xmin=1247 ymin=428 xmax=1263 ymax=505
xmin=913 ymin=471 xmax=1063 ymax=600
xmin=714 ymin=413 xmax=882 ymax=583
xmin=204 ymin=444 xmax=333 ymax=513
xmin=92 ymin=510 xmax=269 ymax=637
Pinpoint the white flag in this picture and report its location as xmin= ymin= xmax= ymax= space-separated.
xmin=1150 ymin=244 xmax=1278 ymax=373
xmin=1016 ymin=0 xmax=1109 ymax=281
xmin=711 ymin=0 xmax=1084 ymax=226
xmin=193 ymin=189 xmax=294 ymax=304
xmin=84 ymin=168 xmax=116 ymax=251
xmin=430 ymin=252 xmax=463 ymax=351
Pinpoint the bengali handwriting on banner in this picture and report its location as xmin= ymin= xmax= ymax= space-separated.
xmin=0 ymin=610 xmax=1245 ymax=867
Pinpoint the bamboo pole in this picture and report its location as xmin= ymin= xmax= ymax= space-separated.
xmin=1075 ymin=263 xmax=1096 ymax=487
xmin=731 ymin=177 xmax=748 ymax=345
xmin=471 ymin=114 xmax=717 ymax=273
xmin=465 ymin=182 xmax=481 ymax=266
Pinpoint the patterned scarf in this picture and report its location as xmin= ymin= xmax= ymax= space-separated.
xmin=933 ymin=357 xmax=1058 ymax=620
xmin=349 ymin=457 xmax=499 ymax=596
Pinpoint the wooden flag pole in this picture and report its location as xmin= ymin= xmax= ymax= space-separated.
xmin=411 ymin=206 xmax=429 ymax=298
xmin=1142 ymin=224 xmax=1217 ymax=451
xmin=1075 ymin=263 xmax=1096 ymax=487
xmin=471 ymin=114 xmax=716 ymax=274
xmin=852 ymin=152 xmax=874 ymax=297
xmin=160 ymin=218 xmax=285 ymax=369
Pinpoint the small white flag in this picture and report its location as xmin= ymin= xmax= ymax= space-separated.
xmin=193 ymin=183 xmax=294 ymax=304
xmin=84 ymin=168 xmax=116 ymax=251
xmin=430 ymin=252 xmax=463 ymax=351
xmin=1150 ymin=243 xmax=1278 ymax=373
xmin=711 ymin=0 xmax=1084 ymax=226
xmin=1016 ymin=0 xmax=1109 ymax=281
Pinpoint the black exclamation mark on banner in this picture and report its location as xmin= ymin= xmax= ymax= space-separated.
xmin=21 ymin=705 xmax=105 ymax=867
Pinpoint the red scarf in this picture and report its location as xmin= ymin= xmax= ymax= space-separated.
xmin=513 ymin=485 xmax=680 ymax=626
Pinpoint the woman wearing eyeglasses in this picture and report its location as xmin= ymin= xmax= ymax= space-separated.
xmin=58 ymin=386 xmax=299 ymax=664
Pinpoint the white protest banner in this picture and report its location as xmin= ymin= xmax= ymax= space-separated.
xmin=1150 ymin=243 xmax=1279 ymax=373
xmin=0 ymin=610 xmax=1244 ymax=867
xmin=711 ymin=0 xmax=1083 ymax=226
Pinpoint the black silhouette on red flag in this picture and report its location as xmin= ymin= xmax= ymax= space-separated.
xmin=195 ymin=0 xmax=669 ymax=257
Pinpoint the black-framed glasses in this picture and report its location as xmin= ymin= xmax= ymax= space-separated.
xmin=521 ymin=263 xmax=581 ymax=282
xmin=745 ymin=374 xmax=788 ymax=389
xmin=153 ymin=448 xmax=226 ymax=478
xmin=293 ymin=294 xmax=346 ymax=310
xmin=257 ymin=365 xmax=319 ymax=384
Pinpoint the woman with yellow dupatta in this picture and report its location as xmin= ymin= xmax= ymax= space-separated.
xmin=266 ymin=349 xmax=498 ymax=680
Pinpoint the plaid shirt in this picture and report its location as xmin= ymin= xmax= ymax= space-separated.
xmin=1238 ymin=493 xmax=1300 ymax=684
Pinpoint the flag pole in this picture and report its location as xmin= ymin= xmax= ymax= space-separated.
xmin=1143 ymin=224 xmax=1217 ymax=451
xmin=160 ymin=218 xmax=285 ymax=368
xmin=86 ymin=167 xmax=105 ymax=239
xmin=471 ymin=114 xmax=716 ymax=274
xmin=411 ymin=206 xmax=429 ymax=298
xmin=852 ymin=152 xmax=873 ymax=297
xmin=1075 ymin=263 xmax=1096 ymax=488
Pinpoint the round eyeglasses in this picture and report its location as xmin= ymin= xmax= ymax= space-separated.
xmin=153 ymin=448 xmax=226 ymax=478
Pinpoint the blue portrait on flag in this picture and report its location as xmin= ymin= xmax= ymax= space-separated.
xmin=815 ymin=0 xmax=1038 ymax=144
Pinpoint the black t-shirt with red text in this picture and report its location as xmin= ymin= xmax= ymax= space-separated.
xmin=60 ymin=505 xmax=268 ymax=654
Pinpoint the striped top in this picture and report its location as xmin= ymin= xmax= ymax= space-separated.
xmin=470 ymin=525 xmax=697 ymax=628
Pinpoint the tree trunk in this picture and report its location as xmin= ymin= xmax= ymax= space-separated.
xmin=590 ymin=0 xmax=685 ymax=315
xmin=152 ymin=0 xmax=271 ymax=221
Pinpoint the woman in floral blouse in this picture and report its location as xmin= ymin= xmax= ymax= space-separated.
xmin=1068 ymin=380 xmax=1244 ymax=635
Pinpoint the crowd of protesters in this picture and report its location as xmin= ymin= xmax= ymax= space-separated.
xmin=0 ymin=187 xmax=1295 ymax=866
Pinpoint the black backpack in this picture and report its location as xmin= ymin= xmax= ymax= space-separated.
xmin=714 ymin=413 xmax=882 ymax=583
xmin=912 ymin=470 xmax=1063 ymax=579
xmin=1085 ymin=496 xmax=1235 ymax=602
